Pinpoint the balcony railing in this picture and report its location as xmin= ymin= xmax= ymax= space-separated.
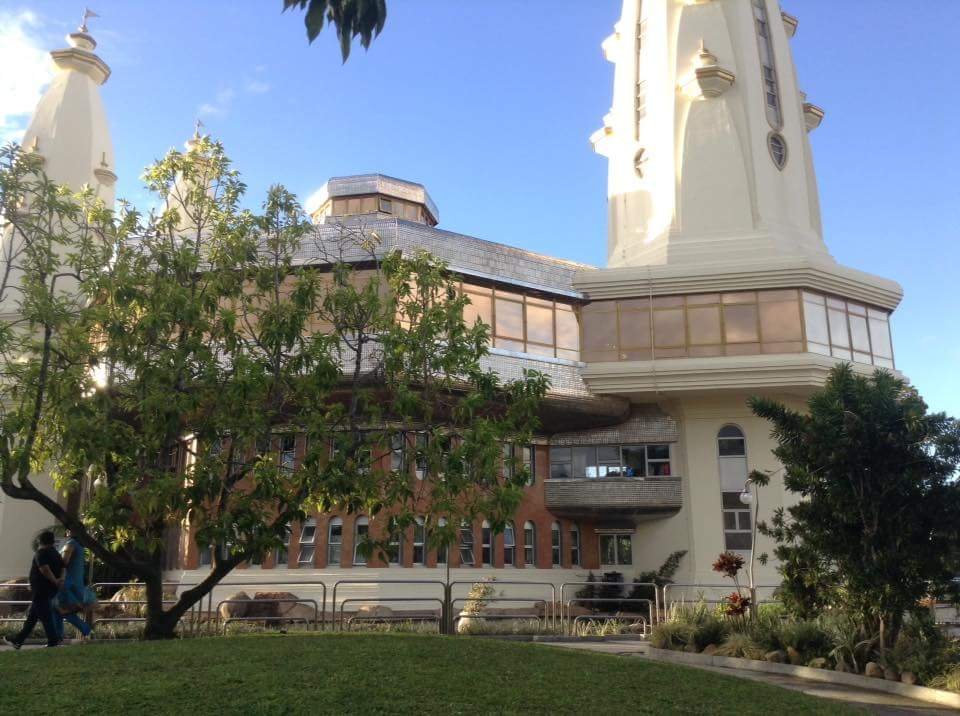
xmin=544 ymin=477 xmax=682 ymax=520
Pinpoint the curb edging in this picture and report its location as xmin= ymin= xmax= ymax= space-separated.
xmin=645 ymin=647 xmax=960 ymax=709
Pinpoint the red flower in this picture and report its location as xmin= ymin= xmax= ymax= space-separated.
xmin=712 ymin=551 xmax=745 ymax=579
xmin=724 ymin=591 xmax=751 ymax=617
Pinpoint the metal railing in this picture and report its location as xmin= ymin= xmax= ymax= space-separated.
xmin=661 ymin=583 xmax=781 ymax=612
xmin=572 ymin=614 xmax=648 ymax=637
xmin=198 ymin=579 xmax=329 ymax=635
xmin=564 ymin=597 xmax=654 ymax=636
xmin=338 ymin=597 xmax=444 ymax=632
xmin=559 ymin=581 xmax=661 ymax=633
xmin=447 ymin=580 xmax=557 ymax=633
xmin=332 ymin=579 xmax=447 ymax=632
xmin=449 ymin=597 xmax=548 ymax=634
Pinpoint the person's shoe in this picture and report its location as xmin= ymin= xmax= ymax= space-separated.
xmin=2 ymin=636 xmax=21 ymax=650
xmin=43 ymin=641 xmax=64 ymax=648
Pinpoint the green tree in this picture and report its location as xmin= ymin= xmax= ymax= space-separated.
xmin=750 ymin=364 xmax=960 ymax=649
xmin=0 ymin=139 xmax=546 ymax=638
xmin=283 ymin=0 xmax=387 ymax=60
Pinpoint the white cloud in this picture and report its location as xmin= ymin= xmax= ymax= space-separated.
xmin=197 ymin=87 xmax=236 ymax=118
xmin=244 ymin=79 xmax=270 ymax=94
xmin=0 ymin=10 xmax=54 ymax=144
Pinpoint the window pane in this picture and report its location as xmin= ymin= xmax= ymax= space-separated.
xmin=647 ymin=444 xmax=670 ymax=460
xmin=759 ymin=300 xmax=802 ymax=342
xmin=601 ymin=535 xmax=615 ymax=564
xmin=622 ymin=446 xmax=646 ymax=477
xmin=849 ymin=314 xmax=871 ymax=353
xmin=582 ymin=309 xmax=618 ymax=352
xmin=464 ymin=292 xmax=492 ymax=326
xmin=718 ymin=438 xmax=745 ymax=457
xmin=526 ymin=304 xmax=554 ymax=345
xmin=723 ymin=512 xmax=736 ymax=530
xmin=618 ymin=309 xmax=651 ymax=348
xmin=495 ymin=298 xmax=524 ymax=339
xmin=654 ymin=309 xmax=685 ymax=347
xmin=869 ymin=318 xmax=892 ymax=358
xmin=738 ymin=512 xmax=752 ymax=530
xmin=803 ymin=301 xmax=829 ymax=345
xmin=722 ymin=491 xmax=745 ymax=509
xmin=616 ymin=535 xmax=632 ymax=565
xmin=725 ymin=532 xmax=752 ymax=550
xmin=550 ymin=462 xmax=571 ymax=479
xmin=555 ymin=307 xmax=580 ymax=351
xmin=828 ymin=309 xmax=849 ymax=348
xmin=724 ymin=305 xmax=759 ymax=343
xmin=688 ymin=306 xmax=721 ymax=345
xmin=573 ymin=447 xmax=595 ymax=478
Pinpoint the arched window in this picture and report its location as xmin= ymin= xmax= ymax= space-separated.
xmin=503 ymin=522 xmax=516 ymax=566
xmin=389 ymin=528 xmax=402 ymax=566
xmin=523 ymin=521 xmax=536 ymax=567
xmin=297 ymin=518 xmax=316 ymax=566
xmin=413 ymin=518 xmax=426 ymax=565
xmin=570 ymin=524 xmax=581 ymax=567
xmin=768 ymin=133 xmax=787 ymax=170
xmin=551 ymin=522 xmax=562 ymax=567
xmin=717 ymin=426 xmax=751 ymax=551
xmin=481 ymin=520 xmax=492 ymax=566
xmin=436 ymin=517 xmax=448 ymax=566
xmin=459 ymin=521 xmax=475 ymax=566
xmin=353 ymin=516 xmax=369 ymax=565
xmin=327 ymin=517 xmax=343 ymax=566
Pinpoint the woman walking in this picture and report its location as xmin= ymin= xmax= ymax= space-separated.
xmin=55 ymin=529 xmax=93 ymax=640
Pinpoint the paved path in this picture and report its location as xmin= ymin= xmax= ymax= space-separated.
xmin=546 ymin=640 xmax=952 ymax=715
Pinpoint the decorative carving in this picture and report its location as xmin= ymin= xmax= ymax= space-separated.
xmin=802 ymin=102 xmax=824 ymax=132
xmin=685 ymin=41 xmax=735 ymax=98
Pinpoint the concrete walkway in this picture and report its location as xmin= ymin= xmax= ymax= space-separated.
xmin=546 ymin=640 xmax=953 ymax=715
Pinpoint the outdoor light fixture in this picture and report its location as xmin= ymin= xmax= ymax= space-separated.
xmin=739 ymin=490 xmax=753 ymax=505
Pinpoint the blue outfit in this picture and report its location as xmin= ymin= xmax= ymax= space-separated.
xmin=54 ymin=538 xmax=91 ymax=638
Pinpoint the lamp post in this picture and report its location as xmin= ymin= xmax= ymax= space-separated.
xmin=739 ymin=478 xmax=759 ymax=614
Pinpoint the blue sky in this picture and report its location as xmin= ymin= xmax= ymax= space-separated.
xmin=2 ymin=1 xmax=958 ymax=417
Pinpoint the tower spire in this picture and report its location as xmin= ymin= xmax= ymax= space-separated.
xmin=592 ymin=0 xmax=827 ymax=269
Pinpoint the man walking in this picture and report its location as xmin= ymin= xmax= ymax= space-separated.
xmin=3 ymin=530 xmax=65 ymax=649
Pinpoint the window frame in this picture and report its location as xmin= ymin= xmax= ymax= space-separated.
xmin=551 ymin=522 xmax=562 ymax=567
xmin=353 ymin=516 xmax=369 ymax=566
xmin=327 ymin=517 xmax=343 ymax=566
xmin=503 ymin=521 xmax=516 ymax=566
xmin=523 ymin=521 xmax=536 ymax=568
xmin=458 ymin=521 xmax=475 ymax=566
xmin=297 ymin=518 xmax=317 ymax=566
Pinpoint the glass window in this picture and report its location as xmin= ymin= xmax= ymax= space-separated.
xmin=198 ymin=543 xmax=212 ymax=567
xmin=582 ymin=306 xmax=618 ymax=354
xmin=463 ymin=290 xmax=492 ymax=327
xmin=275 ymin=524 xmax=290 ymax=568
xmin=550 ymin=446 xmax=572 ymax=479
xmin=717 ymin=425 xmax=746 ymax=456
xmin=328 ymin=517 xmax=343 ymax=566
xmin=759 ymin=301 xmax=802 ymax=342
xmin=869 ymin=317 xmax=892 ymax=359
xmin=414 ymin=432 xmax=427 ymax=480
xmin=523 ymin=521 xmax=536 ymax=567
xmin=849 ymin=314 xmax=871 ymax=354
xmin=600 ymin=534 xmax=632 ymax=565
xmin=724 ymin=304 xmax=759 ymax=343
xmin=526 ymin=303 xmax=554 ymax=346
xmin=353 ymin=516 xmax=369 ymax=565
xmin=459 ymin=522 xmax=475 ymax=566
xmin=494 ymin=297 xmax=524 ymax=340
xmin=573 ymin=446 xmax=596 ymax=478
xmin=481 ymin=521 xmax=492 ymax=566
xmin=504 ymin=522 xmax=516 ymax=566
xmin=297 ymin=518 xmax=316 ymax=566
xmin=687 ymin=306 xmax=721 ymax=345
xmin=555 ymin=306 xmax=580 ymax=353
xmin=378 ymin=197 xmax=393 ymax=214
xmin=279 ymin=435 xmax=296 ymax=474
xmin=803 ymin=298 xmax=830 ymax=346
xmin=551 ymin=522 xmax=562 ymax=566
xmin=521 ymin=445 xmax=534 ymax=486
xmin=390 ymin=432 xmax=406 ymax=472
xmin=570 ymin=525 xmax=581 ymax=566
xmin=388 ymin=529 xmax=402 ymax=566
xmin=653 ymin=309 xmax=685 ymax=347
xmin=828 ymin=307 xmax=850 ymax=349
xmin=621 ymin=446 xmax=646 ymax=477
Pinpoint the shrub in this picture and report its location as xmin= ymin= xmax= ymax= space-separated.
xmin=778 ymin=620 xmax=832 ymax=663
xmin=692 ymin=614 xmax=728 ymax=651
xmin=928 ymin=664 xmax=960 ymax=693
xmin=890 ymin=613 xmax=957 ymax=683
xmin=730 ymin=611 xmax=784 ymax=653
xmin=575 ymin=572 xmax=598 ymax=603
xmin=821 ymin=611 xmax=877 ymax=673
xmin=650 ymin=621 xmax=694 ymax=651
xmin=715 ymin=633 xmax=765 ymax=660
xmin=597 ymin=572 xmax=624 ymax=613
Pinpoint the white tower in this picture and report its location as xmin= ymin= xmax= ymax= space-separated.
xmin=592 ymin=0 xmax=826 ymax=268
xmin=0 ymin=15 xmax=115 ymax=579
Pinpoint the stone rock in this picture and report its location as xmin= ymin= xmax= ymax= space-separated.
xmin=0 ymin=578 xmax=30 ymax=617
xmin=764 ymin=650 xmax=787 ymax=663
xmin=219 ymin=591 xmax=251 ymax=620
xmin=248 ymin=591 xmax=299 ymax=619
xmin=624 ymin=621 xmax=646 ymax=634
xmin=901 ymin=671 xmax=917 ymax=685
xmin=280 ymin=603 xmax=318 ymax=625
xmin=883 ymin=667 xmax=900 ymax=682
xmin=786 ymin=646 xmax=803 ymax=665
xmin=701 ymin=644 xmax=719 ymax=656
xmin=807 ymin=657 xmax=829 ymax=669
xmin=864 ymin=662 xmax=884 ymax=679
xmin=355 ymin=604 xmax=395 ymax=619
xmin=105 ymin=583 xmax=176 ymax=617
xmin=835 ymin=660 xmax=850 ymax=673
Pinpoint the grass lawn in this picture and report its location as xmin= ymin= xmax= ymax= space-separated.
xmin=0 ymin=634 xmax=858 ymax=715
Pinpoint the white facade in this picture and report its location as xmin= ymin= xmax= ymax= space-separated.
xmin=0 ymin=24 xmax=115 ymax=580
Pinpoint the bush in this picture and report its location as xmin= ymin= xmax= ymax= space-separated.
xmin=890 ymin=613 xmax=957 ymax=683
xmin=597 ymin=572 xmax=624 ymax=613
xmin=650 ymin=621 xmax=694 ymax=651
xmin=728 ymin=611 xmax=784 ymax=653
xmin=715 ymin=633 xmax=765 ymax=660
xmin=821 ymin=611 xmax=877 ymax=673
xmin=692 ymin=614 xmax=728 ymax=652
xmin=778 ymin=620 xmax=832 ymax=663
xmin=575 ymin=572 xmax=598 ymax=603
xmin=928 ymin=664 xmax=960 ymax=693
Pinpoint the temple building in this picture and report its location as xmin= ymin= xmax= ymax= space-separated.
xmin=0 ymin=0 xmax=902 ymax=595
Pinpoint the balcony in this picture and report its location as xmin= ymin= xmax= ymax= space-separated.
xmin=544 ymin=477 xmax=682 ymax=521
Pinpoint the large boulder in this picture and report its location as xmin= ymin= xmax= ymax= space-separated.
xmin=219 ymin=591 xmax=251 ymax=620
xmin=764 ymin=650 xmax=787 ymax=664
xmin=901 ymin=671 xmax=917 ymax=685
xmin=883 ymin=666 xmax=900 ymax=682
xmin=355 ymin=605 xmax=395 ymax=619
xmin=0 ymin=578 xmax=30 ymax=617
xmin=701 ymin=644 xmax=719 ymax=656
xmin=249 ymin=591 xmax=298 ymax=620
xmin=102 ymin=584 xmax=177 ymax=618
xmin=807 ymin=657 xmax=829 ymax=669
xmin=785 ymin=646 xmax=803 ymax=665
xmin=864 ymin=662 xmax=884 ymax=679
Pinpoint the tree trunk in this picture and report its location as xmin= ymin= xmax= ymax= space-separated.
xmin=143 ymin=573 xmax=178 ymax=640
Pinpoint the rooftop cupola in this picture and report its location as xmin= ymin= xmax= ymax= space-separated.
xmin=308 ymin=174 xmax=439 ymax=227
